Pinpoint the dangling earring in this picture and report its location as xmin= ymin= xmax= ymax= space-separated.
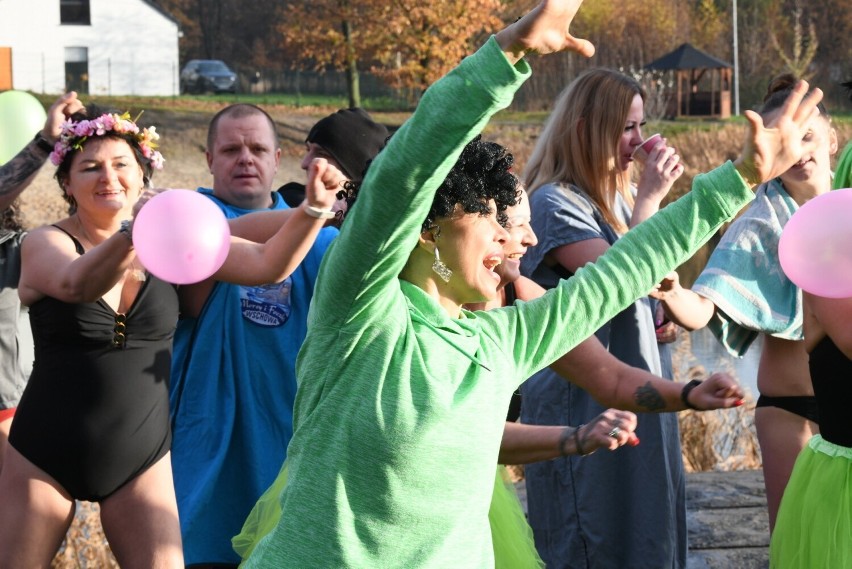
xmin=432 ymin=247 xmax=452 ymax=283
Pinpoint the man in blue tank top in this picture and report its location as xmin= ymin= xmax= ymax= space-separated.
xmin=169 ymin=103 xmax=386 ymax=567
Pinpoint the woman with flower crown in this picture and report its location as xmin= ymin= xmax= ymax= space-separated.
xmin=0 ymin=104 xmax=341 ymax=567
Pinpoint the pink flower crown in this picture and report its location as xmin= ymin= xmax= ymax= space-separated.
xmin=49 ymin=111 xmax=165 ymax=170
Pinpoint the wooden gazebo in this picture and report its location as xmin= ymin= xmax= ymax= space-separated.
xmin=644 ymin=43 xmax=732 ymax=119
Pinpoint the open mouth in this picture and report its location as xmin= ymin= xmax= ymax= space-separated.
xmin=483 ymin=256 xmax=502 ymax=272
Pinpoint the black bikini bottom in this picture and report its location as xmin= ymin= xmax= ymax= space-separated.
xmin=756 ymin=394 xmax=820 ymax=424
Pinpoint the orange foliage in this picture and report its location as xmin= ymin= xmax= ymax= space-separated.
xmin=277 ymin=0 xmax=504 ymax=91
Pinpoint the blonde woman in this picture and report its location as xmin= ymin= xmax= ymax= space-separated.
xmin=519 ymin=68 xmax=688 ymax=568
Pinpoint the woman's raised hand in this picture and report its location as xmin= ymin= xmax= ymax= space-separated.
xmin=637 ymin=140 xmax=684 ymax=204
xmin=495 ymin=0 xmax=594 ymax=65
xmin=735 ymin=81 xmax=824 ymax=187
xmin=43 ymin=92 xmax=84 ymax=141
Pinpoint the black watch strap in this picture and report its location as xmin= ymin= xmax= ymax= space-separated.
xmin=681 ymin=379 xmax=703 ymax=410
xmin=33 ymin=132 xmax=54 ymax=154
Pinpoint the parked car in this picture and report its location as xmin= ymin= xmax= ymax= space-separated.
xmin=180 ymin=60 xmax=237 ymax=94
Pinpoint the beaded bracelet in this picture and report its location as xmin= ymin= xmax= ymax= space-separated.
xmin=574 ymin=424 xmax=588 ymax=456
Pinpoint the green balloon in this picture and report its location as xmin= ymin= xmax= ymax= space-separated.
xmin=0 ymin=90 xmax=48 ymax=165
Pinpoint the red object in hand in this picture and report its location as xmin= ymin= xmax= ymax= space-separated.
xmin=632 ymin=133 xmax=662 ymax=161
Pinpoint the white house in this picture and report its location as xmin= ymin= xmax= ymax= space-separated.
xmin=0 ymin=0 xmax=180 ymax=96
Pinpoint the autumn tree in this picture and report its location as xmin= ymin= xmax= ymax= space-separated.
xmin=368 ymin=0 xmax=504 ymax=92
xmin=690 ymin=0 xmax=729 ymax=58
xmin=276 ymin=0 xmax=503 ymax=106
xmin=275 ymin=0 xmax=368 ymax=107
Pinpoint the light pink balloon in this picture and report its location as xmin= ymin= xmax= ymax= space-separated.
xmin=132 ymin=190 xmax=231 ymax=284
xmin=779 ymin=188 xmax=852 ymax=298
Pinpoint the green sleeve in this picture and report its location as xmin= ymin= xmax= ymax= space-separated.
xmin=476 ymin=161 xmax=755 ymax=380
xmin=310 ymin=37 xmax=530 ymax=327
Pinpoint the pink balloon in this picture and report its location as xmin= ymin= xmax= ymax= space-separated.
xmin=132 ymin=190 xmax=231 ymax=284
xmin=779 ymin=188 xmax=852 ymax=298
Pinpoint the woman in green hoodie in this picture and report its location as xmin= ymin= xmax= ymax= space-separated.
xmin=243 ymin=1 xmax=823 ymax=567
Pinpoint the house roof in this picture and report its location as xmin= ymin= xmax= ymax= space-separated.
xmin=644 ymin=43 xmax=731 ymax=71
xmin=141 ymin=0 xmax=180 ymax=26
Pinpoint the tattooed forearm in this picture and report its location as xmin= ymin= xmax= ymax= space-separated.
xmin=0 ymin=142 xmax=47 ymax=203
xmin=634 ymin=381 xmax=666 ymax=411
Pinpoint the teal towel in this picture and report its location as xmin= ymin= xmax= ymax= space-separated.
xmin=693 ymin=179 xmax=802 ymax=357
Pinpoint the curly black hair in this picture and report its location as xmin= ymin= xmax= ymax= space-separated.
xmin=421 ymin=136 xmax=520 ymax=231
xmin=336 ymin=136 xmax=520 ymax=230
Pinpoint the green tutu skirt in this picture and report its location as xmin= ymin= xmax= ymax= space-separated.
xmin=232 ymin=458 xmax=290 ymax=563
xmin=234 ymin=462 xmax=543 ymax=566
xmin=490 ymin=466 xmax=544 ymax=569
xmin=769 ymin=435 xmax=852 ymax=569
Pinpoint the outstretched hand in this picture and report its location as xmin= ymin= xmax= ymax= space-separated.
xmin=43 ymin=92 xmax=84 ymax=142
xmin=734 ymin=81 xmax=824 ymax=187
xmin=305 ymin=157 xmax=346 ymax=211
xmin=687 ymin=373 xmax=745 ymax=410
xmin=495 ymin=0 xmax=594 ymax=65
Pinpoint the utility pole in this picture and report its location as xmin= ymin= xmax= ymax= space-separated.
xmin=733 ymin=0 xmax=740 ymax=116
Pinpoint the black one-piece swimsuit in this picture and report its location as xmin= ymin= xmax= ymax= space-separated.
xmin=9 ymin=228 xmax=179 ymax=501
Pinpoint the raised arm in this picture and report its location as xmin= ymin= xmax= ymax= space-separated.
xmin=734 ymin=80 xmax=823 ymax=187
xmin=494 ymin=0 xmax=594 ymax=65
xmin=0 ymin=92 xmax=83 ymax=210
xmin=212 ymin=158 xmax=340 ymax=285
xmin=18 ymin=225 xmax=136 ymax=306
xmin=312 ymin=0 xmax=595 ymax=325
xmin=514 ymin=276 xmax=744 ymax=411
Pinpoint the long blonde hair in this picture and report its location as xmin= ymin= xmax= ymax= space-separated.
xmin=523 ymin=68 xmax=645 ymax=234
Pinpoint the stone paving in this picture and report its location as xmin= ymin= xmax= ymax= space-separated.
xmin=515 ymin=468 xmax=769 ymax=569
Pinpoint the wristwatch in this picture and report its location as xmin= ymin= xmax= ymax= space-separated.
xmin=33 ymin=131 xmax=55 ymax=154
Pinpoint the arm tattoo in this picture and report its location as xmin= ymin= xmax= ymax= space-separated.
xmin=634 ymin=381 xmax=666 ymax=411
xmin=0 ymin=143 xmax=47 ymax=200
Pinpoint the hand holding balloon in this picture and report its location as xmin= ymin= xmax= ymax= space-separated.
xmin=779 ymin=189 xmax=852 ymax=298
xmin=132 ymin=189 xmax=231 ymax=284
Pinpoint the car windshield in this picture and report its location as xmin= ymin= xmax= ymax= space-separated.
xmin=198 ymin=61 xmax=230 ymax=73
